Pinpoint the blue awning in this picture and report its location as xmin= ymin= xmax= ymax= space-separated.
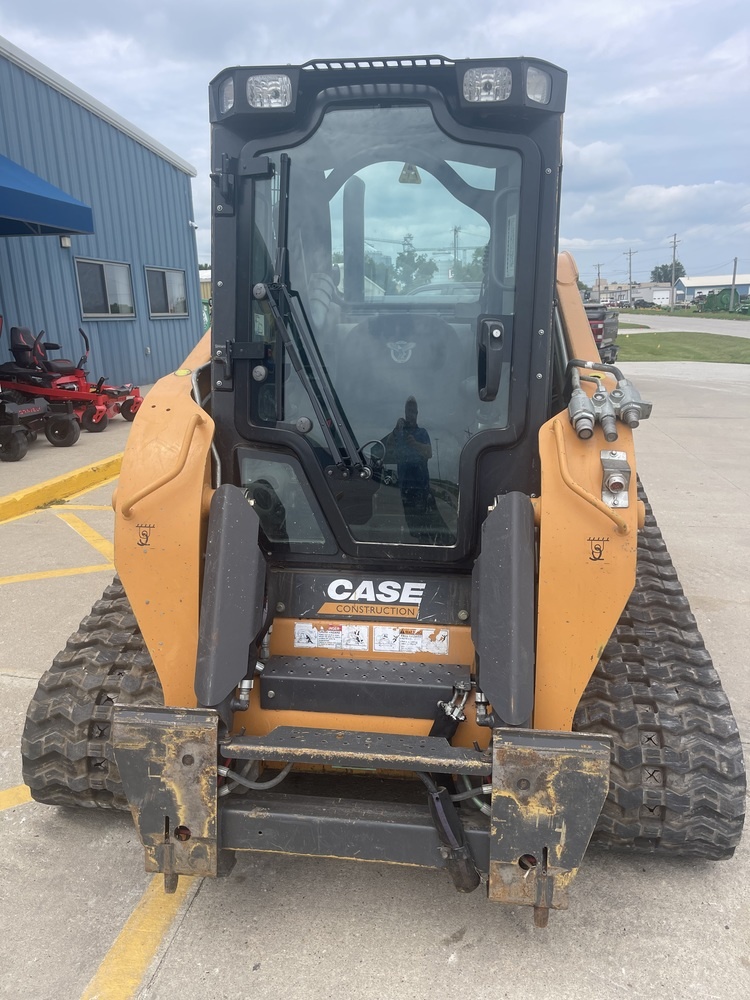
xmin=0 ymin=154 xmax=94 ymax=237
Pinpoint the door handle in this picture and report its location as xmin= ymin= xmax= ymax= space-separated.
xmin=478 ymin=318 xmax=505 ymax=402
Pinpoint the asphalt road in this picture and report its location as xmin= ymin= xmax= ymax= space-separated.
xmin=622 ymin=313 xmax=750 ymax=338
xmin=1 ymin=362 xmax=748 ymax=1000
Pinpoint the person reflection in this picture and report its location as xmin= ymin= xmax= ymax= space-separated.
xmin=385 ymin=396 xmax=450 ymax=544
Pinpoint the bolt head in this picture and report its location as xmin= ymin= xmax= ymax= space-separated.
xmin=458 ymin=609 xmax=469 ymax=621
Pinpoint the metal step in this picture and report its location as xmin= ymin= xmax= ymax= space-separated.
xmin=220 ymin=726 xmax=492 ymax=775
xmin=259 ymin=656 xmax=470 ymax=718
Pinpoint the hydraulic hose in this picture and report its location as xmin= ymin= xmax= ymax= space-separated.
xmin=451 ymin=782 xmax=492 ymax=803
xmin=218 ymin=761 xmax=293 ymax=790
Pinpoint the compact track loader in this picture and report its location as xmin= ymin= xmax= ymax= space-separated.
xmin=22 ymin=56 xmax=745 ymax=926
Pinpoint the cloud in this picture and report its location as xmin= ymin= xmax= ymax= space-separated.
xmin=1 ymin=0 xmax=747 ymax=271
xmin=563 ymin=140 xmax=632 ymax=192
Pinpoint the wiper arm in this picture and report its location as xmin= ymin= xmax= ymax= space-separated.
xmin=255 ymin=283 xmax=366 ymax=476
xmin=257 ymin=155 xmax=367 ymax=475
xmin=272 ymin=153 xmax=291 ymax=286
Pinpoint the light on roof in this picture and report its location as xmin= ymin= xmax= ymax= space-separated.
xmin=526 ymin=66 xmax=551 ymax=105
xmin=219 ymin=77 xmax=234 ymax=114
xmin=462 ymin=67 xmax=512 ymax=103
xmin=247 ymin=74 xmax=293 ymax=108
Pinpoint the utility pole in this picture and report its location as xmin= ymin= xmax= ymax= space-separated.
xmin=594 ymin=262 xmax=603 ymax=302
xmin=669 ymin=233 xmax=680 ymax=309
xmin=624 ymin=249 xmax=638 ymax=306
xmin=729 ymin=257 xmax=738 ymax=311
xmin=452 ymin=226 xmax=461 ymax=277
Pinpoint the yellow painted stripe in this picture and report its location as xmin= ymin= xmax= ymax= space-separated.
xmin=0 ymin=564 xmax=112 ymax=586
xmin=59 ymin=504 xmax=112 ymax=512
xmin=80 ymin=875 xmax=195 ymax=1000
xmin=0 ymin=454 xmax=122 ymax=524
xmin=0 ymin=785 xmax=32 ymax=811
xmin=56 ymin=512 xmax=115 ymax=563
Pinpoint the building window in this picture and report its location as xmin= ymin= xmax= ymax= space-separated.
xmin=145 ymin=267 xmax=188 ymax=317
xmin=75 ymin=259 xmax=135 ymax=317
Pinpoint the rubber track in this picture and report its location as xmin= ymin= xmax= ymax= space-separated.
xmin=21 ymin=577 xmax=163 ymax=810
xmin=574 ymin=485 xmax=746 ymax=859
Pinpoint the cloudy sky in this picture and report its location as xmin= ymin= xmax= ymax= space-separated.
xmin=1 ymin=0 xmax=747 ymax=285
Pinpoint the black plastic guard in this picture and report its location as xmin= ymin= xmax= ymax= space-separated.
xmin=194 ymin=484 xmax=265 ymax=723
xmin=471 ymin=492 xmax=536 ymax=725
xmin=112 ymin=706 xmax=219 ymax=880
xmin=488 ymin=729 xmax=611 ymax=922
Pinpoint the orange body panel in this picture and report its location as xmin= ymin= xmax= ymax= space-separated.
xmin=556 ymin=251 xmax=600 ymax=364
xmin=532 ymin=253 xmax=639 ymax=730
xmin=113 ymin=334 xmax=213 ymax=709
xmin=533 ymin=416 xmax=638 ymax=729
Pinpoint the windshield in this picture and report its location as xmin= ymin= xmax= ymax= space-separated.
xmin=246 ymin=104 xmax=522 ymax=547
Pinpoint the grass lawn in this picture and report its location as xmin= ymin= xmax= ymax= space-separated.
xmin=618 ymin=331 xmax=750 ymax=363
xmin=619 ymin=308 xmax=750 ymax=322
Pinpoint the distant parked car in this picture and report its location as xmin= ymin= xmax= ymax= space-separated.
xmin=632 ymin=299 xmax=651 ymax=309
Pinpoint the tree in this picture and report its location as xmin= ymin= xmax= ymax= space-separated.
xmin=453 ymin=246 xmax=486 ymax=282
xmin=365 ymin=254 xmax=395 ymax=294
xmin=651 ymin=261 xmax=685 ymax=283
xmin=393 ymin=235 xmax=438 ymax=291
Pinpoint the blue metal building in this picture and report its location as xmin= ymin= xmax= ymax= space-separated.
xmin=0 ymin=34 xmax=202 ymax=386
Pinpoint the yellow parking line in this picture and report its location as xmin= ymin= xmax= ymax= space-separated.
xmin=0 ymin=785 xmax=32 ymax=811
xmin=80 ymin=875 xmax=196 ymax=1000
xmin=59 ymin=504 xmax=111 ymax=511
xmin=56 ymin=511 xmax=115 ymax=563
xmin=0 ymin=564 xmax=112 ymax=586
xmin=0 ymin=455 xmax=122 ymax=524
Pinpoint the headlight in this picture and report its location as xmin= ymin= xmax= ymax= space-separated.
xmin=218 ymin=77 xmax=234 ymax=114
xmin=526 ymin=66 xmax=551 ymax=105
xmin=246 ymin=74 xmax=293 ymax=109
xmin=462 ymin=67 xmax=512 ymax=103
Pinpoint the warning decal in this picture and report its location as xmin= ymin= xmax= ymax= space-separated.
xmin=373 ymin=627 xmax=450 ymax=656
xmin=294 ymin=623 xmax=370 ymax=651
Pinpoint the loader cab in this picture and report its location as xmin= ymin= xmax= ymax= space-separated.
xmin=208 ymin=57 xmax=567 ymax=565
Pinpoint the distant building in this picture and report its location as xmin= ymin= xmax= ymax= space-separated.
xmin=592 ymin=278 xmax=670 ymax=306
xmin=0 ymin=34 xmax=202 ymax=385
xmin=674 ymin=274 xmax=750 ymax=304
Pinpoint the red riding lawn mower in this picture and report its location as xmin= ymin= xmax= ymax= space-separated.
xmin=0 ymin=316 xmax=143 ymax=432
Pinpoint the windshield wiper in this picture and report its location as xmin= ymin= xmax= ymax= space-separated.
xmin=258 ymin=154 xmax=368 ymax=478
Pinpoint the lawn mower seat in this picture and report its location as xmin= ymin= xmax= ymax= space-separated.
xmin=10 ymin=327 xmax=78 ymax=374
xmin=9 ymin=327 xmax=36 ymax=368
